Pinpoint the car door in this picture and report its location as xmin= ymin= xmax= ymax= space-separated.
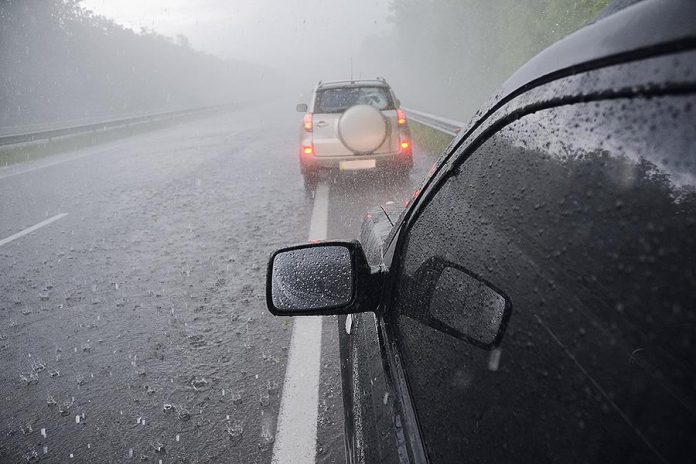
xmin=379 ymin=23 xmax=696 ymax=464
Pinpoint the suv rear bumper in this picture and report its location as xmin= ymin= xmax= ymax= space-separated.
xmin=300 ymin=151 xmax=412 ymax=173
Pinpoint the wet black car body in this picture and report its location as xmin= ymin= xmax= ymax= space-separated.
xmin=268 ymin=1 xmax=696 ymax=462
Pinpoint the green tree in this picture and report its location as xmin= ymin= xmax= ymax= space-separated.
xmin=382 ymin=0 xmax=610 ymax=119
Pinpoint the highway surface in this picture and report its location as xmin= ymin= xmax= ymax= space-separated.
xmin=0 ymin=100 xmax=433 ymax=463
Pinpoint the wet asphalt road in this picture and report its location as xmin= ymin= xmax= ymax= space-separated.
xmin=0 ymin=100 xmax=433 ymax=463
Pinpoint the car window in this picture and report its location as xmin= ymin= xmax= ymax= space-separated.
xmin=390 ymin=93 xmax=696 ymax=463
xmin=315 ymin=87 xmax=393 ymax=113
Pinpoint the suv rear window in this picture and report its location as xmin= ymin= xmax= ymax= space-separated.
xmin=315 ymin=86 xmax=394 ymax=113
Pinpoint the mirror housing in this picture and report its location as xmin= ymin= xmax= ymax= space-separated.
xmin=296 ymin=103 xmax=308 ymax=113
xmin=266 ymin=240 xmax=381 ymax=316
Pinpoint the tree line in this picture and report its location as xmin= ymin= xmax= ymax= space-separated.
xmin=359 ymin=0 xmax=610 ymax=119
xmin=0 ymin=0 xmax=270 ymax=129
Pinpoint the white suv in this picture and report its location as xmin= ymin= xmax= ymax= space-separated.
xmin=296 ymin=78 xmax=412 ymax=190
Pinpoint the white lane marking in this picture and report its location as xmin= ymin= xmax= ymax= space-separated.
xmin=0 ymin=147 xmax=114 ymax=180
xmin=307 ymin=182 xmax=329 ymax=241
xmin=0 ymin=213 xmax=68 ymax=247
xmin=272 ymin=181 xmax=329 ymax=464
xmin=0 ymin=213 xmax=68 ymax=246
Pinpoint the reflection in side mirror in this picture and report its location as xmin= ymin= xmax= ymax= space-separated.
xmin=296 ymin=103 xmax=308 ymax=113
xmin=404 ymin=257 xmax=512 ymax=350
xmin=429 ymin=267 xmax=508 ymax=347
xmin=266 ymin=240 xmax=381 ymax=316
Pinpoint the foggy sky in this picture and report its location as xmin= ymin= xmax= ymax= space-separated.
xmin=82 ymin=0 xmax=392 ymax=83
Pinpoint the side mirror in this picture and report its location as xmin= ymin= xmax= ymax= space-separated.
xmin=296 ymin=103 xmax=308 ymax=113
xmin=395 ymin=98 xmax=401 ymax=107
xmin=266 ymin=240 xmax=381 ymax=316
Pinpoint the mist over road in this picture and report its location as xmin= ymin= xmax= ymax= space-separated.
xmin=0 ymin=100 xmax=432 ymax=463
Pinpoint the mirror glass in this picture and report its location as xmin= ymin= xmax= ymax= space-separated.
xmin=296 ymin=103 xmax=308 ymax=113
xmin=429 ymin=267 xmax=506 ymax=346
xmin=271 ymin=245 xmax=353 ymax=312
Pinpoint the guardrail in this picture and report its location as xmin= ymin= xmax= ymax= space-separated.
xmin=2 ymin=104 xmax=462 ymax=148
xmin=0 ymin=105 xmax=231 ymax=148
xmin=403 ymin=107 xmax=466 ymax=137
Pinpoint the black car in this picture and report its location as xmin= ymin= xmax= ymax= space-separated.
xmin=267 ymin=1 xmax=696 ymax=462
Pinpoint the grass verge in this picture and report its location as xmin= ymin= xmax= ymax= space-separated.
xmin=0 ymin=109 xmax=229 ymax=168
xmin=409 ymin=120 xmax=455 ymax=157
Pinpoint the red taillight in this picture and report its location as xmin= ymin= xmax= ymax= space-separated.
xmin=397 ymin=109 xmax=407 ymax=126
xmin=302 ymin=145 xmax=314 ymax=155
xmin=399 ymin=134 xmax=411 ymax=154
xmin=303 ymin=113 xmax=313 ymax=131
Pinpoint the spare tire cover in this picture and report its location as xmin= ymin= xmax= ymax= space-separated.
xmin=338 ymin=104 xmax=387 ymax=154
